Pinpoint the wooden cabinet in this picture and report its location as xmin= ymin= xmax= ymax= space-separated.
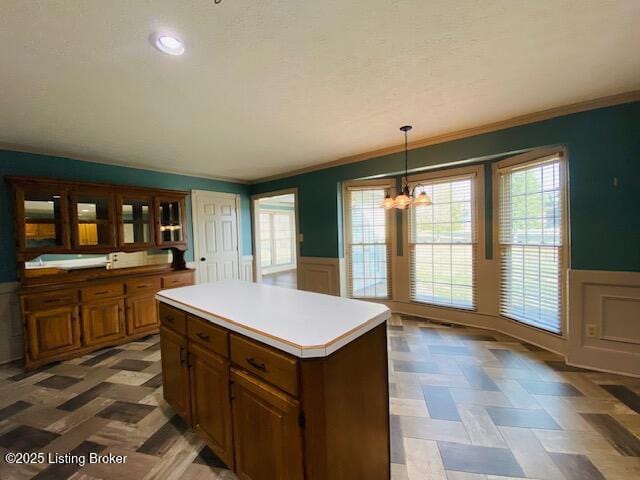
xmin=26 ymin=305 xmax=80 ymax=360
xmin=8 ymin=176 xmax=189 ymax=259
xmin=14 ymin=183 xmax=70 ymax=256
xmin=160 ymin=325 xmax=191 ymax=423
xmin=70 ymin=189 xmax=116 ymax=250
xmin=20 ymin=270 xmax=194 ymax=369
xmin=81 ymin=298 xmax=126 ymax=346
xmin=155 ymin=195 xmax=187 ymax=248
xmin=189 ymin=342 xmax=234 ymax=469
xmin=158 ymin=306 xmax=390 ymax=480
xmin=126 ymin=295 xmax=158 ymax=335
xmin=231 ymin=368 xmax=303 ymax=480
xmin=117 ymin=194 xmax=155 ymax=249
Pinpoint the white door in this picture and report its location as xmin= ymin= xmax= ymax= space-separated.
xmin=194 ymin=192 xmax=240 ymax=283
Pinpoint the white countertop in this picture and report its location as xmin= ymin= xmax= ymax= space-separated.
xmin=156 ymin=280 xmax=390 ymax=358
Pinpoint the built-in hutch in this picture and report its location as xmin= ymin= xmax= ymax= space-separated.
xmin=6 ymin=176 xmax=196 ymax=369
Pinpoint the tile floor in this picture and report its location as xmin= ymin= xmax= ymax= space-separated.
xmin=0 ymin=314 xmax=639 ymax=479
xmin=260 ymin=269 xmax=297 ymax=289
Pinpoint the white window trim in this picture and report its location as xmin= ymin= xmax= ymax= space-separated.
xmin=492 ymin=146 xmax=570 ymax=336
xmin=342 ymin=178 xmax=396 ymax=301
xmin=405 ymin=164 xmax=485 ymax=312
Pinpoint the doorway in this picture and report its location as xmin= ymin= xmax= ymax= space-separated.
xmin=191 ymin=190 xmax=242 ymax=284
xmin=252 ymin=190 xmax=299 ymax=289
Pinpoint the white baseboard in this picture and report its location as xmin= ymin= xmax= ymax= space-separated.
xmin=0 ymin=282 xmax=23 ymax=364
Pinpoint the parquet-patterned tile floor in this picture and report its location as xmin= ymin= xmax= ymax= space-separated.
xmin=0 ymin=314 xmax=639 ymax=479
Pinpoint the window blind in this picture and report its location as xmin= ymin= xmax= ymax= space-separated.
xmin=498 ymin=154 xmax=564 ymax=334
xmin=345 ymin=186 xmax=391 ymax=299
xmin=409 ymin=175 xmax=476 ymax=309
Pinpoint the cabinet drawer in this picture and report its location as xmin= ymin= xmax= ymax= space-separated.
xmin=80 ymin=283 xmax=124 ymax=302
xmin=161 ymin=272 xmax=194 ymax=289
xmin=230 ymin=335 xmax=298 ymax=396
xmin=23 ymin=289 xmax=78 ymax=311
xmin=159 ymin=303 xmax=186 ymax=335
xmin=125 ymin=276 xmax=161 ymax=295
xmin=188 ymin=315 xmax=228 ymax=357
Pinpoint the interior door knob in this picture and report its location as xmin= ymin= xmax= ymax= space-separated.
xmin=200 ymin=257 xmax=206 ymax=261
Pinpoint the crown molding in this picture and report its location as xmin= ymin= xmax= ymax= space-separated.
xmin=251 ymin=89 xmax=640 ymax=184
xmin=0 ymin=143 xmax=250 ymax=185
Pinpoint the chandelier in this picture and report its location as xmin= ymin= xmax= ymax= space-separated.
xmin=381 ymin=125 xmax=432 ymax=209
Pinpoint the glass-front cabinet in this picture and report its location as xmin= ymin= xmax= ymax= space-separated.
xmin=9 ymin=177 xmax=189 ymax=261
xmin=19 ymin=186 xmax=70 ymax=252
xmin=117 ymin=195 xmax=154 ymax=248
xmin=70 ymin=190 xmax=116 ymax=249
xmin=155 ymin=196 xmax=187 ymax=247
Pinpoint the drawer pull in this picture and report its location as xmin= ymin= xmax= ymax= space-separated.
xmin=43 ymin=298 xmax=61 ymax=304
xmin=136 ymin=284 xmax=152 ymax=289
xmin=94 ymin=290 xmax=109 ymax=295
xmin=196 ymin=332 xmax=210 ymax=342
xmin=246 ymin=357 xmax=267 ymax=372
xmin=165 ymin=315 xmax=174 ymax=323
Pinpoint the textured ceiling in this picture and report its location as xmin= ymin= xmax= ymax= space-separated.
xmin=1 ymin=1 xmax=639 ymax=182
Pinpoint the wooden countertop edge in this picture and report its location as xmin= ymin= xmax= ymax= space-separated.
xmin=156 ymin=294 xmax=390 ymax=358
xmin=20 ymin=267 xmax=195 ymax=294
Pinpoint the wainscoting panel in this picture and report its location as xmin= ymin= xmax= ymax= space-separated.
xmin=298 ymin=257 xmax=341 ymax=296
xmin=241 ymin=255 xmax=254 ymax=282
xmin=568 ymin=269 xmax=640 ymax=377
xmin=0 ymin=282 xmax=22 ymax=364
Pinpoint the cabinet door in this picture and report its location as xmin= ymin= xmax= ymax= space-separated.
xmin=125 ymin=295 xmax=158 ymax=335
xmin=117 ymin=194 xmax=155 ymax=249
xmin=231 ymin=369 xmax=303 ymax=480
xmin=189 ymin=342 xmax=234 ymax=469
xmin=70 ymin=189 xmax=116 ymax=250
xmin=26 ymin=305 xmax=80 ymax=360
xmin=15 ymin=184 xmax=70 ymax=255
xmin=155 ymin=196 xmax=187 ymax=247
xmin=160 ymin=326 xmax=191 ymax=423
xmin=81 ymin=299 xmax=126 ymax=346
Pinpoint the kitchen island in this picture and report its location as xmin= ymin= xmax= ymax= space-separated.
xmin=156 ymin=280 xmax=391 ymax=480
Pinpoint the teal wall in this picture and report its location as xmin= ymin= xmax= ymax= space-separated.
xmin=251 ymin=101 xmax=640 ymax=272
xmin=0 ymin=150 xmax=253 ymax=283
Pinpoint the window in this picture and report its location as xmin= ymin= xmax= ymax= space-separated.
xmin=409 ymin=175 xmax=476 ymax=309
xmin=259 ymin=211 xmax=295 ymax=270
xmin=345 ymin=185 xmax=391 ymax=298
xmin=259 ymin=213 xmax=273 ymax=268
xmin=498 ymin=153 xmax=565 ymax=334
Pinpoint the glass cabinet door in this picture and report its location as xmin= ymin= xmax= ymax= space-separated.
xmin=22 ymin=189 xmax=69 ymax=251
xmin=118 ymin=195 xmax=154 ymax=247
xmin=71 ymin=191 xmax=115 ymax=248
xmin=156 ymin=197 xmax=186 ymax=245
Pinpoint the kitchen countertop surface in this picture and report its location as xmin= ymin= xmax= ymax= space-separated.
xmin=156 ymin=280 xmax=390 ymax=358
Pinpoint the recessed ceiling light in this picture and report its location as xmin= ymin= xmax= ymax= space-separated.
xmin=152 ymin=34 xmax=185 ymax=56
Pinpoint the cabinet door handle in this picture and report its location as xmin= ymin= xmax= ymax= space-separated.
xmin=165 ymin=315 xmax=174 ymax=323
xmin=179 ymin=346 xmax=187 ymax=366
xmin=246 ymin=357 xmax=267 ymax=372
xmin=196 ymin=332 xmax=210 ymax=342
